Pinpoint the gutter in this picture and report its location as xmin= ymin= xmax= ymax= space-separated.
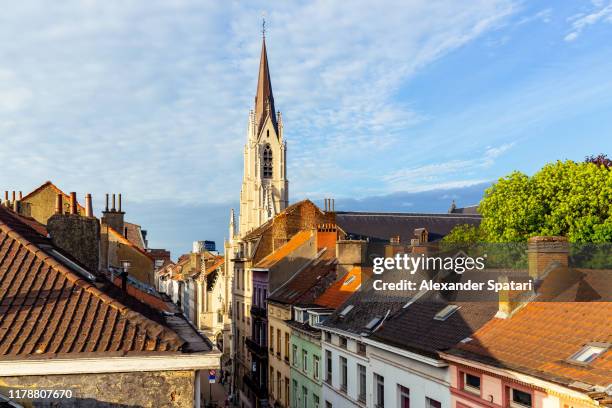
xmin=0 ymin=352 xmax=222 ymax=377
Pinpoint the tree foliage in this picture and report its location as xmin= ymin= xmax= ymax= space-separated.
xmin=443 ymin=159 xmax=612 ymax=243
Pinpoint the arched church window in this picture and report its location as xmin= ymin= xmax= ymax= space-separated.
xmin=263 ymin=144 xmax=273 ymax=178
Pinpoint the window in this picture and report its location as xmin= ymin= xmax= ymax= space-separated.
xmin=398 ymin=385 xmax=410 ymax=408
xmin=325 ymin=401 xmax=332 ymax=408
xmin=569 ymin=344 xmax=608 ymax=363
xmin=434 ymin=304 xmax=460 ymax=321
xmin=269 ymin=367 xmax=274 ymax=396
xmin=339 ymin=304 xmax=354 ymax=317
xmin=217 ymin=309 xmax=223 ymax=324
xmin=364 ymin=317 xmax=381 ymax=330
xmin=358 ymin=364 xmax=366 ymax=402
xmin=510 ymin=388 xmax=532 ymax=408
xmin=292 ymin=345 xmax=298 ymax=366
xmin=263 ymin=144 xmax=273 ymax=178
xmin=277 ymin=371 xmax=281 ymax=401
xmin=374 ymin=373 xmax=384 ymax=408
xmin=357 ymin=342 xmax=366 ymax=356
xmin=302 ymin=386 xmax=308 ymax=408
xmin=277 ymin=329 xmax=281 ymax=355
xmin=325 ymin=350 xmax=332 ymax=383
xmin=285 ymin=332 xmax=290 ymax=361
xmin=285 ymin=377 xmax=290 ymax=407
xmin=463 ymin=372 xmax=481 ymax=394
xmin=325 ymin=332 xmax=331 ymax=342
xmin=339 ymin=336 xmax=347 ymax=349
xmin=270 ymin=326 xmax=275 ymax=353
xmin=313 ymin=394 xmax=320 ymax=408
xmin=303 ymin=349 xmax=309 ymax=372
xmin=340 ymin=356 xmax=347 ymax=392
xmin=313 ymin=355 xmax=320 ymax=380
xmin=425 ymin=398 xmax=441 ymax=408
xmin=292 ymin=380 xmax=298 ymax=408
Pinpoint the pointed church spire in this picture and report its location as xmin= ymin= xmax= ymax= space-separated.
xmin=229 ymin=208 xmax=236 ymax=240
xmin=254 ymin=32 xmax=277 ymax=135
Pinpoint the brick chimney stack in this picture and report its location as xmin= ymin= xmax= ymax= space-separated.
xmin=101 ymin=192 xmax=125 ymax=234
xmin=527 ymin=236 xmax=569 ymax=279
xmin=69 ymin=192 xmax=78 ymax=215
xmin=55 ymin=193 xmax=63 ymax=214
xmin=336 ymin=239 xmax=367 ymax=277
xmin=85 ymin=193 xmax=94 ymax=218
xmin=47 ymin=195 xmax=101 ymax=273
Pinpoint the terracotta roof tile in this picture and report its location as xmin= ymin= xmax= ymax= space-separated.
xmin=268 ymin=256 xmax=338 ymax=305
xmin=0 ymin=206 xmax=194 ymax=359
xmin=449 ymin=301 xmax=612 ymax=388
xmin=314 ymin=266 xmax=366 ymax=309
xmin=255 ymin=230 xmax=312 ymax=269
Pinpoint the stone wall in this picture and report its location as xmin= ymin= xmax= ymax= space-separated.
xmin=47 ymin=213 xmax=100 ymax=273
xmin=0 ymin=370 xmax=195 ymax=408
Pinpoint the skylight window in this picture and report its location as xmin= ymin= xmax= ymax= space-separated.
xmin=434 ymin=305 xmax=460 ymax=321
xmin=343 ymin=275 xmax=356 ymax=286
xmin=569 ymin=344 xmax=609 ymax=364
xmin=339 ymin=305 xmax=354 ymax=317
xmin=364 ymin=317 xmax=381 ymax=330
xmin=49 ymin=249 xmax=97 ymax=282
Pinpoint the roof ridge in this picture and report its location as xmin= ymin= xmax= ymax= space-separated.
xmin=20 ymin=181 xmax=86 ymax=211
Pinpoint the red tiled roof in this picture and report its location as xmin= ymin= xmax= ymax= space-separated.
xmin=0 ymin=206 xmax=185 ymax=358
xmin=268 ymin=256 xmax=338 ymax=305
xmin=255 ymin=230 xmax=312 ymax=269
xmin=314 ymin=266 xmax=366 ymax=309
xmin=205 ymin=256 xmax=224 ymax=274
xmin=449 ymin=301 xmax=612 ymax=389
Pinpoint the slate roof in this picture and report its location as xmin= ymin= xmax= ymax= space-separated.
xmin=124 ymin=222 xmax=146 ymax=250
xmin=335 ymin=211 xmax=481 ymax=242
xmin=320 ymin=266 xmax=498 ymax=359
xmin=446 ymin=301 xmax=612 ymax=390
xmin=0 ymin=206 xmax=211 ymax=359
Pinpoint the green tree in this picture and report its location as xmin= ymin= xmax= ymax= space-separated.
xmin=444 ymin=160 xmax=612 ymax=243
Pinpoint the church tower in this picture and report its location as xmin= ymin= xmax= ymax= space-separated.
xmin=238 ymin=34 xmax=288 ymax=236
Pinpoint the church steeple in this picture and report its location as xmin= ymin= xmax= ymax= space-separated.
xmin=254 ymin=37 xmax=277 ymax=136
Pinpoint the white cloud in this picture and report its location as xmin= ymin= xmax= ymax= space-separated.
xmin=0 ymin=0 xmax=517 ymax=206
xmin=565 ymin=1 xmax=612 ymax=41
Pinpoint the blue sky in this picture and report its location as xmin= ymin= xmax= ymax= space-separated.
xmin=1 ymin=1 xmax=611 ymax=257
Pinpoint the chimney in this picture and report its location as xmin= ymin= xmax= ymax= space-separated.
xmin=316 ymin=224 xmax=338 ymax=254
xmin=55 ymin=193 xmax=63 ymax=214
xmin=18 ymin=191 xmax=22 ymax=200
xmin=3 ymin=191 xmax=8 ymax=207
xmin=85 ymin=194 xmax=94 ymax=218
xmin=336 ymin=239 xmax=367 ymax=277
xmin=47 ymin=207 xmax=101 ymax=274
xmin=527 ymin=236 xmax=569 ymax=279
xmin=101 ymin=192 xmax=125 ymax=234
xmin=69 ymin=192 xmax=78 ymax=215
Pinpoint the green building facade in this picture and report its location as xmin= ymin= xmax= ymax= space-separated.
xmin=289 ymin=322 xmax=323 ymax=408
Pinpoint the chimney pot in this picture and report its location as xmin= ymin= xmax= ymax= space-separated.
xmin=11 ymin=191 xmax=16 ymax=203
xmin=118 ymin=193 xmax=122 ymax=213
xmin=4 ymin=191 xmax=8 ymax=206
xmin=105 ymin=193 xmax=109 ymax=212
xmin=111 ymin=194 xmax=116 ymax=212
xmin=55 ymin=193 xmax=63 ymax=214
xmin=69 ymin=192 xmax=78 ymax=215
xmin=18 ymin=191 xmax=22 ymax=200
xmin=85 ymin=193 xmax=93 ymax=218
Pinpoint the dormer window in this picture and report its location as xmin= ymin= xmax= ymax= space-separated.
xmin=263 ymin=144 xmax=273 ymax=178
